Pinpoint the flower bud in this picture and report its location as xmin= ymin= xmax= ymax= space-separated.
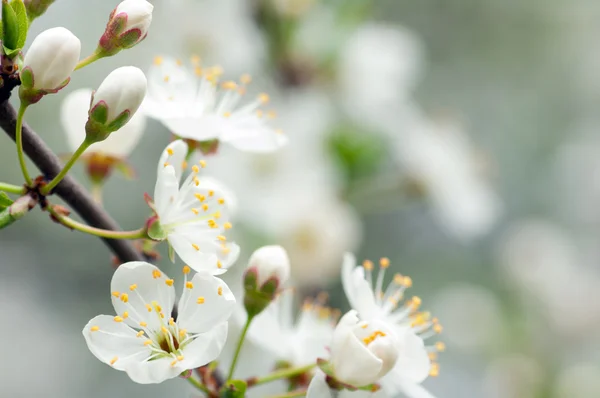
xmin=98 ymin=0 xmax=153 ymax=56
xmin=24 ymin=0 xmax=56 ymax=21
xmin=85 ymin=66 xmax=147 ymax=144
xmin=243 ymin=245 xmax=290 ymax=317
xmin=328 ymin=310 xmax=399 ymax=388
xmin=19 ymin=27 xmax=81 ymax=104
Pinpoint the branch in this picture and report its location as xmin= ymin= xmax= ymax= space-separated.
xmin=0 ymin=100 xmax=145 ymax=263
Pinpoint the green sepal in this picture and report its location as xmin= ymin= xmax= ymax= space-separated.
xmin=89 ymin=101 xmax=108 ymax=125
xmin=219 ymin=380 xmax=247 ymax=398
xmin=106 ymin=110 xmax=131 ymax=132
xmin=168 ymin=243 xmax=175 ymax=262
xmin=147 ymin=219 xmax=167 ymax=241
xmin=316 ymin=358 xmax=334 ymax=378
xmin=11 ymin=0 xmax=28 ymax=50
xmin=2 ymin=0 xmax=19 ymax=54
xmin=0 ymin=192 xmax=14 ymax=211
xmin=118 ymin=29 xmax=142 ymax=49
xmin=19 ymin=66 xmax=33 ymax=88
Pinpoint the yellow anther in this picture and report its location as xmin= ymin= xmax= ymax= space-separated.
xmin=145 ymin=304 xmax=152 ymax=312
xmin=403 ymin=276 xmax=413 ymax=288
xmin=363 ymin=260 xmax=374 ymax=271
xmin=218 ymin=286 xmax=223 ymax=296
xmin=140 ymin=321 xmax=148 ymax=327
xmin=194 ymin=66 xmax=203 ymax=76
xmin=170 ymin=359 xmax=178 ymax=367
xmin=208 ymin=220 xmax=218 ymax=228
xmin=191 ymin=243 xmax=200 ymax=251
xmin=221 ymin=244 xmax=231 ymax=254
xmin=177 ymin=355 xmax=184 ymax=361
xmin=163 ymin=162 xmax=170 ymax=167
xmin=176 ymin=59 xmax=183 ymax=66
xmin=202 ymin=204 xmax=209 ymax=212
xmin=435 ymin=342 xmax=446 ymax=352
xmin=152 ymin=270 xmax=162 ymax=279
xmin=221 ymin=81 xmax=237 ymax=90
xmin=194 ymin=193 xmax=205 ymax=202
xmin=183 ymin=265 xmax=191 ymax=274
xmin=90 ymin=326 xmax=100 ymax=332
xmin=259 ymin=93 xmax=270 ymax=103
xmin=433 ymin=324 xmax=443 ymax=334
xmin=191 ymin=208 xmax=199 ymax=215
xmin=429 ymin=363 xmax=440 ymax=377
xmin=199 ymin=160 xmax=207 ymax=168
xmin=160 ymin=313 xmax=165 ymax=318
xmin=165 ymin=279 xmax=174 ymax=286
xmin=224 ymin=222 xmax=232 ymax=230
xmin=163 ymin=75 xmax=170 ymax=83
xmin=143 ymin=339 xmax=153 ymax=346
xmin=167 ymin=148 xmax=174 ymax=156
xmin=208 ymin=190 xmax=215 ymax=197
xmin=191 ymin=55 xmax=201 ymax=65
xmin=112 ymin=291 xmax=120 ymax=297
xmin=218 ymin=198 xmax=225 ymax=205
xmin=240 ymin=74 xmax=251 ymax=84
xmin=123 ymin=312 xmax=129 ymax=319
xmin=182 ymin=160 xmax=188 ymax=170
xmin=179 ymin=329 xmax=187 ymax=337
xmin=217 ymin=260 xmax=223 ymax=269
xmin=120 ymin=293 xmax=129 ymax=303
xmin=152 ymin=302 xmax=162 ymax=312
xmin=186 ymin=281 xmax=194 ymax=289
xmin=194 ymin=177 xmax=200 ymax=186
xmin=192 ymin=165 xmax=200 ymax=174
xmin=169 ymin=318 xmax=175 ymax=326
xmin=114 ymin=316 xmax=123 ymax=323
xmin=222 ymin=111 xmax=231 ymax=118
xmin=129 ymin=284 xmax=138 ymax=291
xmin=136 ymin=330 xmax=144 ymax=337
xmin=197 ymin=297 xmax=205 ymax=304
xmin=217 ymin=235 xmax=226 ymax=242
xmin=410 ymin=296 xmax=422 ymax=308
xmin=153 ymin=56 xmax=163 ymax=65
xmin=361 ymin=323 xmax=368 ymax=329
xmin=267 ymin=110 xmax=277 ymax=119
xmin=393 ymin=274 xmax=404 ymax=285
xmin=380 ymin=257 xmax=390 ymax=268
xmin=161 ymin=326 xmax=168 ymax=335
xmin=428 ymin=352 xmax=438 ymax=361
xmin=110 ymin=356 xmax=118 ymax=365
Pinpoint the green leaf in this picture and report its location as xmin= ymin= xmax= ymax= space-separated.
xmin=2 ymin=0 xmax=19 ymax=53
xmin=219 ymin=380 xmax=247 ymax=398
xmin=10 ymin=0 xmax=28 ymax=50
xmin=0 ymin=192 xmax=14 ymax=211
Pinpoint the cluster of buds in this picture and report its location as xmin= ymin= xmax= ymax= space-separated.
xmin=97 ymin=0 xmax=153 ymax=57
xmin=243 ymin=245 xmax=291 ymax=317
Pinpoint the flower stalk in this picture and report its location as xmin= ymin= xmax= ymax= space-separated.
xmin=15 ymin=103 xmax=32 ymax=185
xmin=250 ymin=363 xmax=316 ymax=387
xmin=0 ymin=181 xmax=25 ymax=194
xmin=41 ymin=140 xmax=91 ymax=194
xmin=227 ymin=314 xmax=255 ymax=381
xmin=186 ymin=376 xmax=213 ymax=396
xmin=75 ymin=52 xmax=103 ymax=71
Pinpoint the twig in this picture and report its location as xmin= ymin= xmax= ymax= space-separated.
xmin=0 ymin=100 xmax=145 ymax=263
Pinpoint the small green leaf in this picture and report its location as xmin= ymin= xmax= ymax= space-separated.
xmin=0 ymin=192 xmax=14 ymax=211
xmin=10 ymin=0 xmax=28 ymax=50
xmin=106 ymin=110 xmax=131 ymax=132
xmin=219 ymin=380 xmax=247 ymax=398
xmin=2 ymin=0 xmax=19 ymax=53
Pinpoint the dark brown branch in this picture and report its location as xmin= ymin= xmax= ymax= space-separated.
xmin=0 ymin=100 xmax=145 ymax=263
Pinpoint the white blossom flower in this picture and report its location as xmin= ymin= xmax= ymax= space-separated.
xmin=83 ymin=261 xmax=235 ymax=384
xmin=342 ymin=254 xmax=442 ymax=397
xmin=142 ymin=56 xmax=287 ymax=153
xmin=247 ymin=290 xmax=337 ymax=368
xmin=20 ymin=27 xmax=81 ymax=103
xmin=152 ymin=140 xmax=240 ymax=274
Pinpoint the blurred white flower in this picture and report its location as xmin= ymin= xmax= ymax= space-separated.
xmin=83 ymin=261 xmax=235 ymax=384
xmin=247 ymin=290 xmax=337 ymax=368
xmin=498 ymin=220 xmax=600 ymax=337
xmin=555 ymin=363 xmax=600 ymax=398
xmin=152 ymin=140 xmax=240 ymax=274
xmin=338 ymin=23 xmax=423 ymax=126
xmin=431 ymin=284 xmax=504 ymax=352
xmin=393 ymin=112 xmax=502 ymax=241
xmin=143 ymin=56 xmax=287 ymax=153
xmin=482 ymin=355 xmax=542 ymax=398
xmin=342 ymin=254 xmax=441 ymax=397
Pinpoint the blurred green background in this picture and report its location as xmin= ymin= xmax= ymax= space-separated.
xmin=2 ymin=0 xmax=600 ymax=397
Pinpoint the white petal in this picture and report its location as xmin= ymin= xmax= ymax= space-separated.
xmin=392 ymin=330 xmax=431 ymax=383
xmin=168 ymin=233 xmax=239 ymax=275
xmin=332 ymin=328 xmax=383 ymax=387
xmin=396 ymin=382 xmax=436 ymax=398
xmin=124 ymin=356 xmax=182 ymax=384
xmin=156 ymin=140 xmax=188 ymax=183
xmin=92 ymin=66 xmax=147 ymax=122
xmin=110 ymin=262 xmax=175 ymax=331
xmin=341 ymin=253 xmax=359 ymax=308
xmin=306 ymin=371 xmax=334 ymax=398
xmin=180 ymin=322 xmax=229 ymax=369
xmin=82 ymin=314 xmax=150 ymax=371
xmin=219 ymin=118 xmax=287 ymax=153
xmin=162 ymin=115 xmax=224 ymax=142
xmin=154 ymin=165 xmax=179 ymax=220
xmin=343 ymin=260 xmax=378 ymax=320
xmin=177 ymin=274 xmax=236 ymax=333
xmin=61 ymin=88 xmax=92 ymax=152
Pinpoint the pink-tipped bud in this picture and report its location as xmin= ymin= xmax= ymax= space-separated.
xmin=98 ymin=0 xmax=153 ymax=56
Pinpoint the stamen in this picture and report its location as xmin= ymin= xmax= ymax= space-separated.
xmin=112 ymin=291 xmax=120 ymax=298
xmin=191 ymin=243 xmax=200 ymax=251
xmin=208 ymin=190 xmax=214 ymax=197
xmin=218 ymin=198 xmax=225 ymax=205
xmin=217 ymin=235 xmax=226 ymax=242
xmin=197 ymin=297 xmax=205 ymax=304
xmin=179 ymin=329 xmax=187 ymax=337
xmin=183 ymin=266 xmax=191 ymax=274
xmin=90 ymin=326 xmax=99 ymax=332
xmin=143 ymin=340 xmax=153 ymax=346
xmin=217 ymin=260 xmax=223 ymax=269
xmin=114 ymin=316 xmax=123 ymax=323
xmin=380 ymin=258 xmax=390 ymax=268
xmin=224 ymin=222 xmax=232 ymax=230
xmin=192 ymin=165 xmax=200 ymax=173
xmin=435 ymin=342 xmax=446 ymax=352
xmin=182 ymin=160 xmax=188 ymax=170
xmin=199 ymin=160 xmax=207 ymax=168
xmin=145 ymin=304 xmax=152 ymax=312
xmin=140 ymin=321 xmax=148 ymax=327
xmin=120 ymin=293 xmax=129 ymax=303
xmin=259 ymin=93 xmax=270 ymax=103
xmin=123 ymin=312 xmax=129 ymax=319
xmin=153 ymin=56 xmax=163 ymax=65
xmin=202 ymin=204 xmax=209 ymax=211
xmin=165 ymin=279 xmax=174 ymax=286
xmin=185 ymin=281 xmax=194 ymax=289
xmin=167 ymin=148 xmax=174 ymax=156
xmin=152 ymin=270 xmax=162 ymax=279
xmin=195 ymin=193 xmax=206 ymax=202
xmin=218 ymin=287 xmax=223 ymax=296
xmin=136 ymin=330 xmax=144 ymax=337
xmin=129 ymin=284 xmax=138 ymax=291
xmin=110 ymin=356 xmax=118 ymax=365
xmin=191 ymin=208 xmax=199 ymax=215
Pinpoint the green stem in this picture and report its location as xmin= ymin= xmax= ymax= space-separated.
xmin=41 ymin=141 xmax=90 ymax=195
xmin=0 ymin=182 xmax=25 ymax=194
xmin=227 ymin=314 xmax=255 ymax=380
xmin=75 ymin=51 xmax=104 ymax=71
xmin=47 ymin=205 xmax=147 ymax=239
xmin=15 ymin=103 xmax=32 ymax=186
xmin=186 ymin=376 xmax=212 ymax=395
xmin=251 ymin=363 xmax=316 ymax=387
xmin=266 ymin=389 xmax=307 ymax=398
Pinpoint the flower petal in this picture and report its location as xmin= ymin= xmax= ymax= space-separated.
xmin=82 ymin=314 xmax=150 ymax=371
xmin=219 ymin=118 xmax=287 ymax=153
xmin=180 ymin=322 xmax=229 ymax=369
xmin=168 ymin=233 xmax=239 ymax=275
xmin=177 ymin=274 xmax=236 ymax=333
xmin=306 ymin=371 xmax=334 ymax=398
xmin=124 ymin=356 xmax=182 ymax=384
xmin=110 ymin=262 xmax=175 ymax=331
xmin=162 ymin=115 xmax=225 ymax=142
xmin=61 ymin=88 xmax=92 ymax=152
xmin=157 ymin=140 xmax=188 ymax=184
xmin=154 ymin=165 xmax=180 ymax=220
xmin=392 ymin=330 xmax=431 ymax=383
xmin=394 ymin=381 xmax=436 ymax=398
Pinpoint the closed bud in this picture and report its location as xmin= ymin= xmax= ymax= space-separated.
xmin=243 ymin=245 xmax=290 ymax=317
xmin=98 ymin=0 xmax=153 ymax=56
xmin=328 ymin=311 xmax=399 ymax=388
xmin=24 ymin=0 xmax=56 ymax=21
xmin=19 ymin=27 xmax=81 ymax=104
xmin=85 ymin=66 xmax=147 ymax=144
